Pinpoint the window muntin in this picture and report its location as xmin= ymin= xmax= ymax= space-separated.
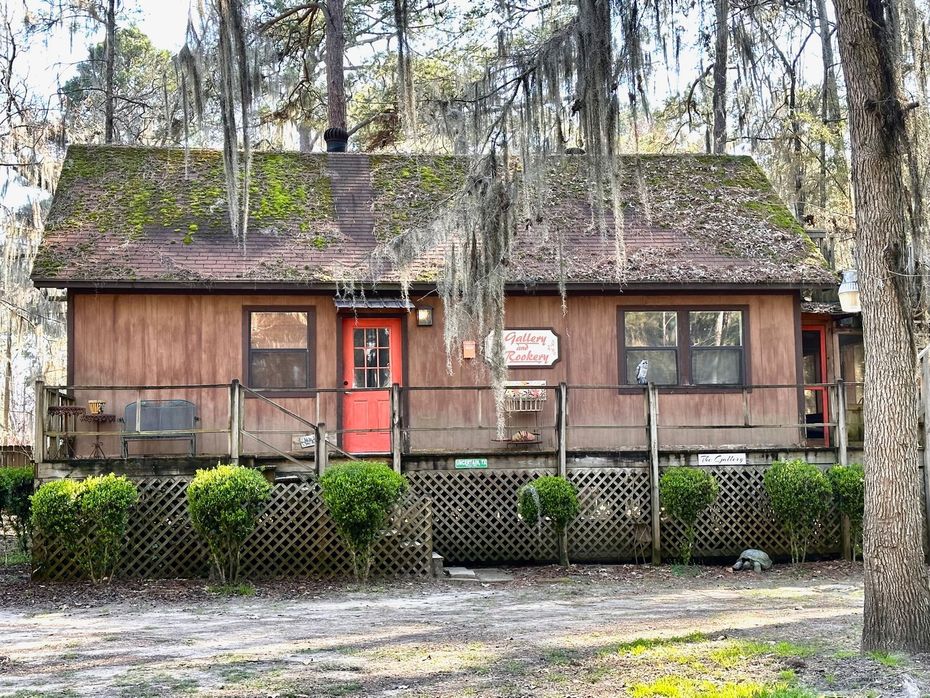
xmin=248 ymin=310 xmax=312 ymax=390
xmin=620 ymin=308 xmax=747 ymax=387
xmin=689 ymin=310 xmax=744 ymax=385
xmin=352 ymin=327 xmax=392 ymax=388
xmin=623 ymin=311 xmax=679 ymax=384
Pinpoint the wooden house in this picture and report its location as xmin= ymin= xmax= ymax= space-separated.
xmin=31 ymin=144 xmax=851 ymax=475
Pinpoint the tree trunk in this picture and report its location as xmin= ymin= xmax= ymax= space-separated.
xmin=2 ymin=310 xmax=11 ymax=440
xmin=711 ymin=0 xmax=728 ymax=154
xmin=298 ymin=121 xmax=314 ymax=152
xmin=814 ymin=0 xmax=835 ymax=212
xmin=788 ymin=74 xmax=806 ymax=221
xmin=104 ymin=0 xmax=116 ymax=143
xmin=833 ymin=0 xmax=930 ymax=653
xmin=325 ymin=0 xmax=347 ymax=130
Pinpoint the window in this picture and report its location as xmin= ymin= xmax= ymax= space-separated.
xmin=246 ymin=309 xmax=315 ymax=390
xmin=689 ymin=310 xmax=744 ymax=385
xmin=620 ymin=308 xmax=747 ymax=387
xmin=623 ymin=311 xmax=679 ymax=384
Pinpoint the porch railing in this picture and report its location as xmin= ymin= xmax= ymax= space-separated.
xmin=33 ymin=378 xmax=886 ymax=474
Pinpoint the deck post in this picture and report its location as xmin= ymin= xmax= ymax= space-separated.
xmin=834 ymin=380 xmax=852 ymax=559
xmin=647 ymin=382 xmax=661 ymax=565
xmin=557 ymin=382 xmax=568 ymax=477
xmin=315 ymin=423 xmax=328 ymax=476
xmin=229 ymin=379 xmax=240 ymax=465
xmin=33 ymin=380 xmax=45 ymax=476
xmin=836 ymin=380 xmax=848 ymax=467
xmin=134 ymin=388 xmax=143 ymax=434
xmin=391 ymin=383 xmax=402 ymax=474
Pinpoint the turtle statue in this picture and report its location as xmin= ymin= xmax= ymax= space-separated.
xmin=732 ymin=549 xmax=772 ymax=572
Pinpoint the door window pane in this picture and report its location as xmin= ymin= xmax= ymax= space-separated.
xmin=250 ymin=312 xmax=308 ymax=349
xmin=250 ymin=351 xmax=308 ymax=389
xmin=689 ymin=311 xmax=742 ymax=347
xmin=624 ymin=311 xmax=678 ymax=347
xmin=625 ymin=349 xmax=678 ymax=384
xmin=351 ymin=325 xmax=391 ymax=387
xmin=691 ymin=348 xmax=742 ymax=385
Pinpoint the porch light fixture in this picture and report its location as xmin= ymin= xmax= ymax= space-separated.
xmin=838 ymin=270 xmax=861 ymax=313
xmin=462 ymin=340 xmax=477 ymax=360
xmin=416 ymin=306 xmax=433 ymax=327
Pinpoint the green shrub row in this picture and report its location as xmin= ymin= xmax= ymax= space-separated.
xmin=31 ymin=461 xmax=408 ymax=584
xmin=517 ymin=461 xmax=864 ymax=568
xmin=0 ymin=466 xmax=33 ymax=554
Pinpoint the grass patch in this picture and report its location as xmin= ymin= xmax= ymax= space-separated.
xmin=630 ymin=676 xmax=763 ymax=697
xmin=630 ymin=676 xmax=817 ymax=698
xmin=709 ymin=640 xmax=815 ymax=667
xmin=671 ymin=564 xmax=704 ymax=577
xmin=543 ymin=647 xmax=582 ymax=665
xmin=605 ymin=632 xmax=707 ymax=656
xmin=114 ymin=672 xmax=199 ymax=698
xmin=867 ymin=650 xmax=903 ymax=667
xmin=207 ymin=583 xmax=255 ymax=596
xmin=1 ymin=549 xmax=29 ymax=566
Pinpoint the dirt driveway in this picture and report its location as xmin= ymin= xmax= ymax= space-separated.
xmin=1 ymin=562 xmax=928 ymax=697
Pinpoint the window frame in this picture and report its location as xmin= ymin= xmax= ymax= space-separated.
xmin=617 ymin=306 xmax=750 ymax=391
xmin=242 ymin=306 xmax=317 ymax=396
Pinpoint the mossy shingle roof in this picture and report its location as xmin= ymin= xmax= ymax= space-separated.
xmin=32 ymin=145 xmax=835 ymax=288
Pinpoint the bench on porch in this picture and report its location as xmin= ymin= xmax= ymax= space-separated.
xmin=120 ymin=400 xmax=198 ymax=457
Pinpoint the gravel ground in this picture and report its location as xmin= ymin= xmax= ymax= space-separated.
xmin=1 ymin=560 xmax=928 ymax=697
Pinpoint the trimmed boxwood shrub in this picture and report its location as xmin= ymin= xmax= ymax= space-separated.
xmin=31 ymin=474 xmax=139 ymax=582
xmin=320 ymin=460 xmax=408 ymax=581
xmin=0 ymin=467 xmax=33 ymax=554
xmin=518 ymin=476 xmax=580 ymax=567
xmin=764 ymin=459 xmax=833 ymax=564
xmin=659 ymin=467 xmax=719 ymax=565
xmin=828 ymin=463 xmax=865 ymax=561
xmin=187 ymin=464 xmax=272 ymax=584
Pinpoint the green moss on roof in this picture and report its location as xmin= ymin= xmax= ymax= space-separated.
xmin=45 ymin=145 xmax=338 ymax=242
xmin=370 ymin=155 xmax=468 ymax=242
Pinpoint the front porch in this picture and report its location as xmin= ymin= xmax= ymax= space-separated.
xmin=28 ymin=376 xmax=930 ymax=573
xmin=33 ymin=379 xmax=870 ymax=477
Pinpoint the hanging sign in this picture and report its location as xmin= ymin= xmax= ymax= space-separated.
xmin=698 ymin=453 xmax=747 ymax=466
xmin=486 ymin=329 xmax=560 ymax=367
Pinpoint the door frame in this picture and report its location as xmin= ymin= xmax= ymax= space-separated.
xmin=335 ymin=312 xmax=409 ymax=452
xmin=801 ymin=324 xmax=830 ymax=447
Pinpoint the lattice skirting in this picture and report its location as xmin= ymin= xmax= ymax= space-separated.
xmin=32 ymin=477 xmax=433 ymax=581
xmin=407 ymin=465 xmax=845 ymax=565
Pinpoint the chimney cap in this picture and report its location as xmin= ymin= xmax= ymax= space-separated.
xmin=324 ymin=127 xmax=349 ymax=153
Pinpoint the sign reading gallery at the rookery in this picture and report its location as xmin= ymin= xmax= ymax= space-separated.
xmin=698 ymin=453 xmax=747 ymax=465
xmin=486 ymin=329 xmax=560 ymax=367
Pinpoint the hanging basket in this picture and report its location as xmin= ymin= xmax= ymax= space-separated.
xmin=504 ymin=387 xmax=547 ymax=413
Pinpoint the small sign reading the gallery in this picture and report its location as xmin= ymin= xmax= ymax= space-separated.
xmin=698 ymin=453 xmax=747 ymax=465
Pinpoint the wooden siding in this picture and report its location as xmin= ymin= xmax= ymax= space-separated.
xmin=69 ymin=291 xmax=802 ymax=457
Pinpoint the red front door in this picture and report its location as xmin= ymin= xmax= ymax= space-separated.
xmin=342 ymin=317 xmax=403 ymax=454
